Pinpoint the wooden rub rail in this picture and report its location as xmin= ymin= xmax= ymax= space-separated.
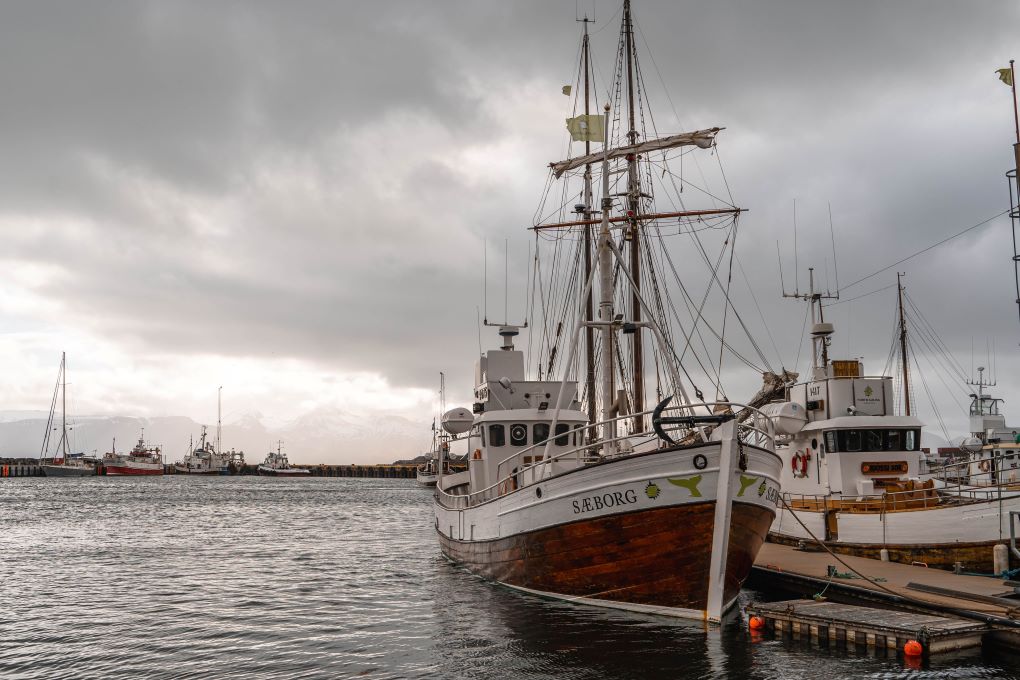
xmin=746 ymin=599 xmax=988 ymax=655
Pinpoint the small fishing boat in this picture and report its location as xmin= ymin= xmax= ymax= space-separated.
xmin=769 ymin=274 xmax=1020 ymax=572
xmin=103 ymin=431 xmax=163 ymax=476
xmin=40 ymin=352 xmax=95 ymax=478
xmin=257 ymin=442 xmax=309 ymax=476
xmin=173 ymin=388 xmax=244 ymax=475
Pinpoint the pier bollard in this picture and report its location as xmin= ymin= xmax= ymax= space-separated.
xmin=994 ymin=544 xmax=1009 ymax=575
xmin=880 ymin=548 xmax=890 ymax=562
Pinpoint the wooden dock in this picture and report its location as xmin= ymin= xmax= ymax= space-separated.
xmin=746 ymin=599 xmax=988 ymax=654
xmin=750 ymin=541 xmax=1020 ymax=652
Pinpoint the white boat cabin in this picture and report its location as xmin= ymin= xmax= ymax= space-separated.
xmin=440 ymin=326 xmax=588 ymax=501
xmin=764 ymin=356 xmax=923 ymax=499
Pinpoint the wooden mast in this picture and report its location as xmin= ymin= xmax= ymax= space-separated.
xmin=897 ymin=272 xmax=911 ymax=416
xmin=623 ymin=0 xmax=644 ymax=433
xmin=582 ymin=18 xmax=596 ymax=430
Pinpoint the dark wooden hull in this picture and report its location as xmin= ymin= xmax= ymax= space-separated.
xmin=439 ymin=501 xmax=774 ymax=616
xmin=767 ymin=532 xmax=1012 ymax=573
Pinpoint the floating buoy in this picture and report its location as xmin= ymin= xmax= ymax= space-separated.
xmin=903 ymin=639 xmax=923 ymax=657
xmin=748 ymin=615 xmax=765 ymax=630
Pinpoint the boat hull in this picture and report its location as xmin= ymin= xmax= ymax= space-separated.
xmin=41 ymin=464 xmax=94 ymax=477
xmin=257 ymin=466 xmax=310 ymax=476
xmin=105 ymin=463 xmax=163 ymax=476
xmin=439 ymin=500 xmax=772 ymax=616
xmin=417 ymin=472 xmax=438 ymax=486
xmin=172 ymin=465 xmax=227 ymax=475
xmin=770 ymin=493 xmax=1020 ymax=572
xmin=435 ymin=442 xmax=781 ymax=619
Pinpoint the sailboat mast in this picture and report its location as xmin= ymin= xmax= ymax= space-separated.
xmin=623 ymin=0 xmax=644 ymax=431
xmin=599 ymin=103 xmax=618 ymax=455
xmin=582 ymin=19 xmax=597 ymax=430
xmin=897 ymin=272 xmax=911 ymax=416
xmin=61 ymin=351 xmax=68 ymax=457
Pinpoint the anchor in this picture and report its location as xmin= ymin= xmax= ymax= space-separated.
xmin=651 ymin=395 xmax=735 ymax=444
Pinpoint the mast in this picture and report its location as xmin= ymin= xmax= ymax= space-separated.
xmin=581 ymin=17 xmax=597 ymax=430
xmin=61 ymin=351 xmax=68 ymax=458
xmin=897 ymin=272 xmax=911 ymax=416
xmin=216 ymin=386 xmax=222 ymax=454
xmin=599 ymin=102 xmax=617 ymax=454
xmin=623 ymin=0 xmax=644 ymax=432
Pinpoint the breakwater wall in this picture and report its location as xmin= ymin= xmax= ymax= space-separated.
xmin=0 ymin=459 xmax=465 ymax=479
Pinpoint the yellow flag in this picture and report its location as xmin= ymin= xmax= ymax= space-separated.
xmin=566 ymin=114 xmax=605 ymax=142
xmin=997 ymin=67 xmax=1013 ymax=87
xmin=562 ymin=85 xmax=572 ymax=96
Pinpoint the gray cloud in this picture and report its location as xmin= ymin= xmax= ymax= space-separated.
xmin=2 ymin=1 xmax=1019 ymax=439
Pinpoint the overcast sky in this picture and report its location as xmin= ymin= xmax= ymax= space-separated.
xmin=1 ymin=1 xmax=1018 ymax=446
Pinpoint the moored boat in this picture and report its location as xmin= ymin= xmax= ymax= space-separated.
xmin=257 ymin=442 xmax=309 ymax=476
xmin=103 ymin=431 xmax=163 ymax=476
xmin=768 ymin=275 xmax=1020 ymax=572
xmin=434 ymin=2 xmax=782 ymax=623
xmin=40 ymin=352 xmax=95 ymax=478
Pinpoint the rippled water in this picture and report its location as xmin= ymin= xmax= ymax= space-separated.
xmin=1 ymin=477 xmax=1017 ymax=679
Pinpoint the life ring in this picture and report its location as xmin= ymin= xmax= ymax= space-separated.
xmin=472 ymin=449 xmax=482 ymax=460
xmin=979 ymin=459 xmax=991 ymax=473
xmin=791 ymin=451 xmax=810 ymax=478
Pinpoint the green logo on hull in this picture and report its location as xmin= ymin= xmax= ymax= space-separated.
xmin=667 ymin=474 xmax=703 ymax=497
xmin=737 ymin=475 xmax=758 ymax=497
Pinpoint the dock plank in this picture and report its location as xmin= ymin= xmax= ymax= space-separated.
xmin=754 ymin=542 xmax=1020 ymax=613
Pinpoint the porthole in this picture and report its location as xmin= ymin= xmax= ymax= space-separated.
xmin=693 ymin=454 xmax=708 ymax=470
xmin=811 ymin=438 xmax=818 ymax=450
xmin=536 ymin=487 xmax=543 ymax=499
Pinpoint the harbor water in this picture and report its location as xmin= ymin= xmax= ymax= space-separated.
xmin=0 ymin=477 xmax=1016 ymax=679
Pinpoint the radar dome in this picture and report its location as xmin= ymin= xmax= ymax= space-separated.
xmin=442 ymin=407 xmax=474 ymax=435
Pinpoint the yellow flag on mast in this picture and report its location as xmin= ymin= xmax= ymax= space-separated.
xmin=566 ymin=114 xmax=605 ymax=142
xmin=997 ymin=67 xmax=1013 ymax=87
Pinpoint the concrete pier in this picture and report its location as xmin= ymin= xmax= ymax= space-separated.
xmin=1 ymin=458 xmax=465 ymax=479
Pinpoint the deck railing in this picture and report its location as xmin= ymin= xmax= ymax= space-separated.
xmin=437 ymin=400 xmax=776 ymax=511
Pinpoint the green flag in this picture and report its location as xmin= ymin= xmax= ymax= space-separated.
xmin=996 ymin=67 xmax=1013 ymax=87
xmin=566 ymin=114 xmax=605 ymax=142
xmin=562 ymin=85 xmax=572 ymax=96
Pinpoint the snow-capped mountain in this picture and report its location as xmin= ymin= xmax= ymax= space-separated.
xmin=0 ymin=407 xmax=429 ymax=465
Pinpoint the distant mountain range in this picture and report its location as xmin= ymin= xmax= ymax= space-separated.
xmin=0 ymin=407 xmax=430 ymax=465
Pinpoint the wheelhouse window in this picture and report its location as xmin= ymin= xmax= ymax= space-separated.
xmin=905 ymin=429 xmax=916 ymax=451
xmin=885 ymin=430 xmax=900 ymax=451
xmin=828 ymin=428 xmax=922 ymax=453
xmin=845 ymin=430 xmax=862 ymax=452
xmin=489 ymin=424 xmax=505 ymax=447
xmin=554 ymin=423 xmax=570 ymax=446
xmin=534 ymin=423 xmax=550 ymax=444
xmin=510 ymin=423 xmax=528 ymax=447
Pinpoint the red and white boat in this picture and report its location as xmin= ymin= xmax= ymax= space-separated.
xmin=103 ymin=432 xmax=163 ymax=476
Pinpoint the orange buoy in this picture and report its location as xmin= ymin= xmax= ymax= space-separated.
xmin=903 ymin=639 xmax=923 ymax=657
xmin=748 ymin=615 xmax=765 ymax=630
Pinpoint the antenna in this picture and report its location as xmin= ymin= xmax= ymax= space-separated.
xmin=793 ymin=199 xmax=799 ymax=296
xmin=575 ymin=0 xmax=595 ymax=22
xmin=828 ymin=202 xmax=841 ymax=299
xmin=777 ymin=241 xmax=788 ymax=296
xmin=483 ymin=239 xmax=488 ymax=324
xmin=505 ymin=238 xmax=509 ymax=324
